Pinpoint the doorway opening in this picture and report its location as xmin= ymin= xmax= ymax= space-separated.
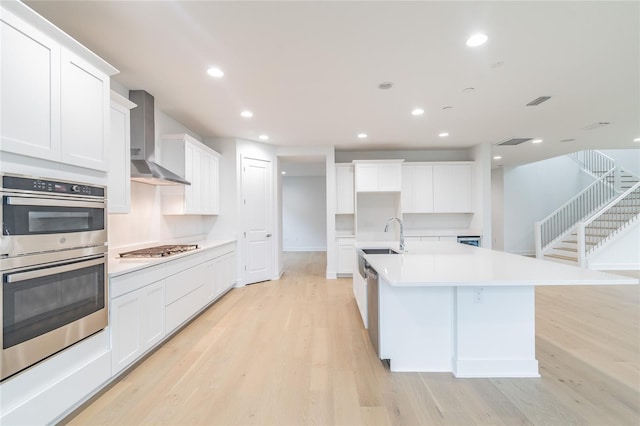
xmin=278 ymin=156 xmax=327 ymax=276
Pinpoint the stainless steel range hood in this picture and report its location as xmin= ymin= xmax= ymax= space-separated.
xmin=129 ymin=90 xmax=190 ymax=186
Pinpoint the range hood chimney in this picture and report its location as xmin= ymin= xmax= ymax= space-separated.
xmin=128 ymin=90 xmax=190 ymax=186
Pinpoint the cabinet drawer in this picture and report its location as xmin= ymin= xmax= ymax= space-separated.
xmin=110 ymin=265 xmax=166 ymax=298
xmin=164 ymin=251 xmax=209 ymax=276
xmin=165 ymin=262 xmax=207 ymax=305
xmin=165 ymin=283 xmax=210 ymax=334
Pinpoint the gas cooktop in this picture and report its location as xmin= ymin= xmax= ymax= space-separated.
xmin=119 ymin=244 xmax=199 ymax=258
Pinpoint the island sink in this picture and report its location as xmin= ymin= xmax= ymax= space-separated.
xmin=360 ymin=248 xmax=399 ymax=255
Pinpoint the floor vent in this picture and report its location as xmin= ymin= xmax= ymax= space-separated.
xmin=526 ymin=96 xmax=551 ymax=106
xmin=496 ymin=137 xmax=533 ymax=146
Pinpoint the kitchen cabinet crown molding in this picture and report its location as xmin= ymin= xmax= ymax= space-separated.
xmin=352 ymin=159 xmax=405 ymax=164
xmin=2 ymin=0 xmax=118 ymax=76
xmin=110 ymin=90 xmax=137 ymax=110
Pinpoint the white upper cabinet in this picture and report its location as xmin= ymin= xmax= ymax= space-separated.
xmin=59 ymin=49 xmax=110 ymax=171
xmin=1 ymin=9 xmax=61 ymax=161
xmin=433 ymin=164 xmax=473 ymax=213
xmin=108 ymin=92 xmax=136 ymax=214
xmin=335 ymin=164 xmax=354 ymax=214
xmin=161 ymin=134 xmax=221 ymax=215
xmin=354 ymin=160 xmax=403 ymax=192
xmin=401 ymin=162 xmax=473 ymax=214
xmin=0 ymin=4 xmax=117 ymax=171
xmin=402 ymin=164 xmax=434 ymax=213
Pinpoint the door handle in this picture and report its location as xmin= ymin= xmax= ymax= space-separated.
xmin=266 ymin=233 xmax=272 ymax=238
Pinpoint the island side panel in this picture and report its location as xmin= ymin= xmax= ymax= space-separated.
xmin=379 ymin=278 xmax=453 ymax=372
xmin=452 ymin=285 xmax=539 ymax=378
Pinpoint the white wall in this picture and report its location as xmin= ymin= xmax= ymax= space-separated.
xmin=282 ymin=176 xmax=327 ymax=251
xmin=501 ymin=156 xmax=586 ymax=255
xmin=601 ymin=149 xmax=640 ymax=174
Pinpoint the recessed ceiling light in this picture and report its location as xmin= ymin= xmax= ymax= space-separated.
xmin=493 ymin=155 xmax=502 ymax=160
xmin=531 ymin=139 xmax=543 ymax=144
xmin=439 ymin=132 xmax=449 ymax=137
xmin=466 ymin=33 xmax=488 ymax=47
xmin=378 ymin=81 xmax=394 ymax=90
xmin=281 ymin=171 xmax=287 ymax=175
xmin=207 ymin=67 xmax=224 ymax=78
xmin=463 ymin=87 xmax=475 ymax=93
xmin=241 ymin=110 xmax=253 ymax=118
xmin=357 ymin=133 xmax=368 ymax=139
xmin=560 ymin=138 xmax=576 ymax=143
xmin=258 ymin=134 xmax=269 ymax=140
xmin=634 ymin=137 xmax=640 ymax=142
xmin=411 ymin=108 xmax=425 ymax=116
xmin=442 ymin=106 xmax=453 ymax=111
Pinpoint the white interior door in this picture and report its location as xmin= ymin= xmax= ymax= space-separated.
xmin=242 ymin=156 xmax=273 ymax=284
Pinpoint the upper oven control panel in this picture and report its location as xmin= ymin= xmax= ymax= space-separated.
xmin=1 ymin=175 xmax=105 ymax=198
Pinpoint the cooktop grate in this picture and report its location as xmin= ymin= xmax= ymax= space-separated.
xmin=119 ymin=244 xmax=199 ymax=258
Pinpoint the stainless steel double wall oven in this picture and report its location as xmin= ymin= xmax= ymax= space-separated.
xmin=1 ymin=174 xmax=108 ymax=381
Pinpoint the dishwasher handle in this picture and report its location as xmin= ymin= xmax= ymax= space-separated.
xmin=365 ymin=267 xmax=378 ymax=280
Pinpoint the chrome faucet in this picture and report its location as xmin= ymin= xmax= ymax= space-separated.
xmin=384 ymin=217 xmax=405 ymax=252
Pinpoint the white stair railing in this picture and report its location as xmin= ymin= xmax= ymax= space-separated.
xmin=535 ymin=169 xmax=617 ymax=257
xmin=577 ymin=181 xmax=640 ymax=266
xmin=568 ymin=150 xmax=615 ymax=178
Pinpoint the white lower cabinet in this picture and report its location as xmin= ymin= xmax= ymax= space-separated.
xmin=110 ymin=242 xmax=236 ymax=375
xmin=111 ymin=280 xmax=165 ymax=375
xmin=337 ymin=237 xmax=355 ymax=275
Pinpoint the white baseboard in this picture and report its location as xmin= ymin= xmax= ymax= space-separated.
xmin=326 ymin=271 xmax=337 ymax=279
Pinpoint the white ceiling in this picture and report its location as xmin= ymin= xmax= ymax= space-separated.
xmin=25 ymin=1 xmax=640 ymax=166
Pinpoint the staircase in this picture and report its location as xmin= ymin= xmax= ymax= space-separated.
xmin=535 ymin=150 xmax=640 ymax=266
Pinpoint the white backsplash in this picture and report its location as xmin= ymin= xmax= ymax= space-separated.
xmin=108 ymin=181 xmax=210 ymax=249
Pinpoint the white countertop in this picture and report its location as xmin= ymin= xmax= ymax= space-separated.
xmin=363 ymin=241 xmax=639 ymax=287
xmin=108 ymin=239 xmax=235 ymax=277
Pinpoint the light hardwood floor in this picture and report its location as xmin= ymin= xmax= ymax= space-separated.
xmin=66 ymin=253 xmax=639 ymax=425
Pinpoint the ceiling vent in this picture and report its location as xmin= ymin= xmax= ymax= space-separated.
xmin=526 ymin=96 xmax=551 ymax=106
xmin=496 ymin=137 xmax=533 ymax=146
xmin=582 ymin=122 xmax=611 ymax=130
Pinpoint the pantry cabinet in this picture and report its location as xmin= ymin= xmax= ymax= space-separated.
xmin=354 ymin=160 xmax=403 ymax=192
xmin=336 ymin=164 xmax=355 ymax=214
xmin=108 ymin=92 xmax=136 ymax=213
xmin=161 ymin=134 xmax=221 ymax=215
xmin=0 ymin=7 xmax=116 ymax=171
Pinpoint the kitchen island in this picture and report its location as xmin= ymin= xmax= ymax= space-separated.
xmin=361 ymin=241 xmax=638 ymax=378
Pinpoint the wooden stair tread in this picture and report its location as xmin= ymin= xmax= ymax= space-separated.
xmin=545 ymin=254 xmax=578 ymax=262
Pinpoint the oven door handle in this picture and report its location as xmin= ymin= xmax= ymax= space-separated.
xmin=5 ymin=256 xmax=105 ymax=283
xmin=4 ymin=197 xmax=106 ymax=209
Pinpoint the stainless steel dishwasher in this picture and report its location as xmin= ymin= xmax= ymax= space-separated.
xmin=366 ymin=265 xmax=380 ymax=357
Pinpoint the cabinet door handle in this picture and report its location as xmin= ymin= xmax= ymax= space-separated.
xmin=266 ymin=233 xmax=272 ymax=238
